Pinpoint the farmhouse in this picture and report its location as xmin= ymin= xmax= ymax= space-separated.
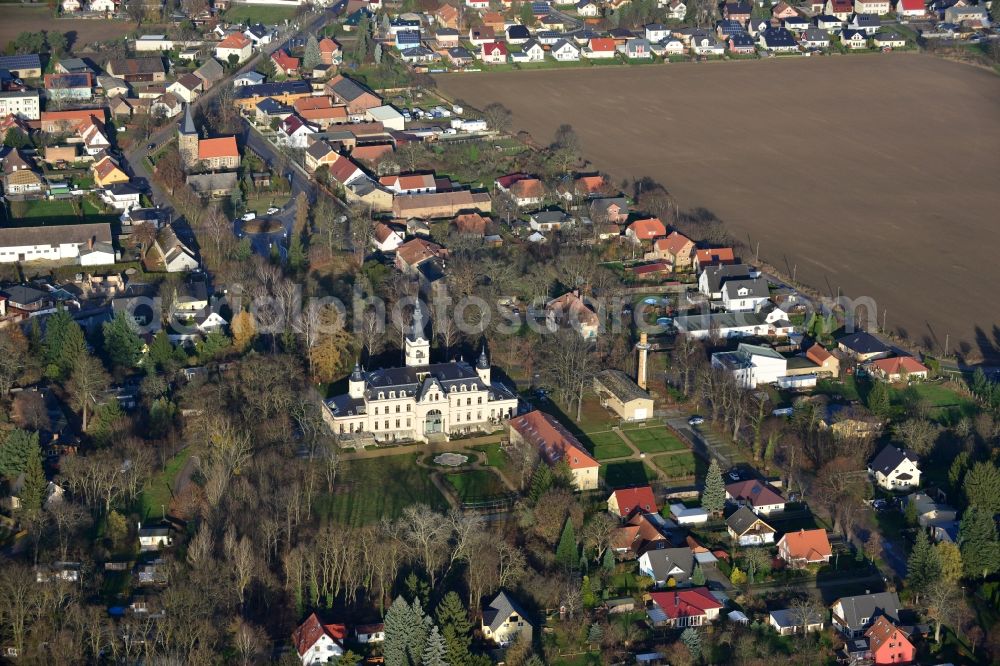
xmin=0 ymin=224 xmax=114 ymax=265
xmin=392 ymin=190 xmax=492 ymax=219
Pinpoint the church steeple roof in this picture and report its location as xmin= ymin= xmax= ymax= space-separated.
xmin=407 ymin=301 xmax=428 ymax=343
xmin=179 ymin=103 xmax=197 ymax=135
xmin=477 ymin=345 xmax=489 ymax=369
xmin=350 ymin=362 xmax=363 ymax=381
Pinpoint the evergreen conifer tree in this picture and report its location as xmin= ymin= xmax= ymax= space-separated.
xmin=602 ymin=546 xmax=616 ymax=573
xmin=436 ymin=592 xmax=472 ymax=665
xmin=906 ymin=529 xmax=940 ymax=602
xmin=691 ymin=563 xmax=706 ymax=586
xmin=303 ymin=34 xmax=321 ymax=71
xmin=421 ymin=626 xmax=448 ymax=666
xmin=103 ymin=310 xmax=144 ymax=370
xmin=383 ymin=596 xmax=413 ymax=666
xmin=19 ymin=440 xmax=46 ymax=514
xmin=555 ymin=518 xmax=577 ymax=569
xmin=960 ymin=506 xmax=1000 ymax=579
xmin=680 ymin=627 xmax=702 ymax=659
xmin=702 ymin=458 xmax=725 ymax=515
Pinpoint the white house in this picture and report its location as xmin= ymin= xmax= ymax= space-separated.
xmin=155 ymin=226 xmax=199 ymax=273
xmin=292 ymin=613 xmax=345 ymax=665
xmin=233 ymin=71 xmax=266 ymax=87
xmin=551 ymin=39 xmax=582 ymax=61
xmin=88 ymin=0 xmax=116 ymax=12
xmin=215 ymin=32 xmax=254 ymax=64
xmin=354 ymin=623 xmax=384 ymax=644
xmin=577 ymin=0 xmax=601 ymax=16
xmin=769 ymin=609 xmax=825 ymax=636
xmin=0 ymin=223 xmax=113 ymax=265
xmin=516 ymin=39 xmax=546 ymax=62
xmin=670 ymin=503 xmax=709 ymax=525
xmin=712 ymin=343 xmax=788 ymax=389
xmin=138 ymin=525 xmax=172 ymax=551
xmin=869 ymin=445 xmax=921 ymax=491
xmin=100 ymin=183 xmax=142 ymax=211
xmin=372 ymin=223 xmax=405 ymax=252
xmin=666 ymin=0 xmax=687 ymax=21
xmin=482 ymin=591 xmax=533 ymax=646
xmin=721 ymin=278 xmax=769 ymax=312
xmin=278 ymin=115 xmax=317 ymax=149
xmin=638 ymin=548 xmax=695 ymax=587
xmin=62 ymin=0 xmax=82 ymax=11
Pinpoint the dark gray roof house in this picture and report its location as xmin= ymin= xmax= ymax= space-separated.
xmin=702 ymin=263 xmax=751 ymax=294
xmin=194 ymin=58 xmax=225 ymax=86
xmin=482 ymin=590 xmax=533 ymax=641
xmin=726 ymin=505 xmax=775 ymax=536
xmin=837 ymin=331 xmax=889 ymax=356
xmin=869 ymin=444 xmax=918 ymax=477
xmin=507 ymin=25 xmax=531 ymax=40
xmin=831 ymin=591 xmax=901 ymax=636
xmin=639 ymin=547 xmax=695 ymax=585
xmin=722 ymin=278 xmax=768 ymax=301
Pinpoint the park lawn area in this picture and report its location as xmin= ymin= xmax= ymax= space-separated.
xmin=890 ymin=382 xmax=979 ymax=424
xmin=626 ymin=426 xmax=687 ymax=454
xmin=472 ymin=443 xmax=507 ymax=469
xmin=318 ymin=454 xmax=447 ymax=525
xmin=443 ymin=469 xmax=508 ymax=502
xmin=224 ymin=4 xmax=299 ymax=23
xmin=601 ymin=460 xmax=657 ymax=488
xmin=244 ymin=191 xmax=292 ymax=213
xmin=139 ymin=449 xmax=192 ymax=519
xmin=587 ymin=431 xmax=632 ymax=461
xmin=651 ymin=451 xmax=696 ymax=479
xmin=9 ymin=198 xmax=80 ymax=220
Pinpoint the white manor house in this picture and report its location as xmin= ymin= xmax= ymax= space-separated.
xmin=323 ymin=305 xmax=519 ymax=443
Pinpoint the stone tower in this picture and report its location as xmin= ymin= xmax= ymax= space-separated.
xmin=178 ymin=103 xmax=198 ymax=169
xmin=404 ymin=302 xmax=430 ymax=367
xmin=636 ymin=331 xmax=650 ymax=390
xmin=348 ymin=362 xmax=365 ymax=399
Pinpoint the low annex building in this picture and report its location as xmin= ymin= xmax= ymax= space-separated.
xmin=593 ymin=369 xmax=654 ymax=421
xmin=508 ymin=410 xmax=599 ymax=490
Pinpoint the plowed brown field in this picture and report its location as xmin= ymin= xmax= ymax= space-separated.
xmin=437 ymin=55 xmax=1000 ymax=361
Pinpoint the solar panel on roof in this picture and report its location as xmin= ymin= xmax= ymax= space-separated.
xmin=0 ymin=54 xmax=41 ymax=70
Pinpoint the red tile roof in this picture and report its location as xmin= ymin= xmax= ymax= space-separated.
xmin=806 ymin=343 xmax=832 ymax=366
xmin=870 ymin=356 xmax=929 ymax=377
xmin=396 ymin=238 xmax=445 ymax=266
xmin=589 ymin=38 xmax=617 ymax=52
xmin=271 ymin=49 xmax=300 ymax=72
xmin=655 ymin=231 xmax=694 ymax=257
xmin=483 ymin=41 xmax=508 ymax=56
xmin=218 ymin=32 xmax=252 ymax=49
xmin=778 ymin=528 xmax=832 ymax=562
xmin=896 ymin=0 xmax=924 ymax=9
xmin=509 ymin=410 xmax=598 ymax=471
xmin=649 ymin=588 xmax=722 ymax=620
xmin=611 ymin=486 xmax=658 ymax=515
xmin=627 ymin=217 xmax=666 ymax=240
xmin=865 ymin=616 xmax=914 ymax=658
xmin=695 ymin=247 xmax=736 ymax=265
xmin=574 ymin=175 xmax=605 ymax=194
xmin=351 ymin=143 xmax=394 ymax=163
xmin=319 ymin=37 xmax=340 ymax=54
xmin=198 ymin=136 xmax=239 ymax=160
xmin=292 ymin=613 xmax=346 ymax=657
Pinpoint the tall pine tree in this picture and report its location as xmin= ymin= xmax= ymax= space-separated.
xmin=960 ymin=506 xmax=1000 ymax=579
xmin=702 ymin=458 xmax=725 ymax=515
xmin=555 ymin=518 xmax=578 ymax=569
xmin=303 ymin=34 xmax=321 ymax=71
xmin=436 ymin=592 xmax=472 ymax=665
xmin=421 ymin=626 xmax=448 ymax=666
xmin=19 ymin=438 xmax=46 ymax=514
xmin=383 ymin=596 xmax=412 ymax=666
xmin=103 ymin=310 xmax=144 ymax=370
xmin=43 ymin=307 xmax=85 ymax=379
xmin=906 ymin=529 xmax=940 ymax=602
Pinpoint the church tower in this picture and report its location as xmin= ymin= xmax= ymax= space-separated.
xmin=476 ymin=346 xmax=491 ymax=385
xmin=178 ymin=104 xmax=199 ymax=169
xmin=404 ymin=302 xmax=430 ymax=367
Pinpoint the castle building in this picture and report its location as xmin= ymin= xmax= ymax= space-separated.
xmin=322 ymin=304 xmax=519 ymax=443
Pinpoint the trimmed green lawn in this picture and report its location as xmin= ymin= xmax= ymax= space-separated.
xmin=139 ymin=449 xmax=192 ymax=519
xmin=224 ymin=4 xmax=299 ymax=23
xmin=652 ymin=452 xmax=696 ymax=479
xmin=602 ymin=461 xmax=657 ymax=488
xmin=444 ymin=469 xmax=508 ymax=502
xmin=588 ymin=431 xmax=632 ymax=460
xmin=626 ymin=427 xmax=687 ymax=454
xmin=317 ymin=454 xmax=447 ymax=525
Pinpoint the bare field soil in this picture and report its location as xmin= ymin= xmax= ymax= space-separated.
xmin=437 ymin=55 xmax=1000 ymax=361
xmin=0 ymin=6 xmax=137 ymax=51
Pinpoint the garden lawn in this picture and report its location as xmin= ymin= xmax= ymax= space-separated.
xmin=652 ymin=452 xmax=696 ymax=479
xmin=625 ymin=426 xmax=687 ymax=454
xmin=602 ymin=460 xmax=657 ymax=488
xmin=444 ymin=470 xmax=508 ymax=502
xmin=587 ymin=431 xmax=632 ymax=460
xmin=139 ymin=449 xmax=192 ymax=519
xmin=318 ymin=454 xmax=447 ymax=525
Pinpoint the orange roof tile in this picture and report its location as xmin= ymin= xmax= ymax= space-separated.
xmin=778 ymin=528 xmax=832 ymax=562
xmin=870 ymin=356 xmax=929 ymax=376
xmin=695 ymin=247 xmax=735 ymax=265
xmin=508 ymin=410 xmax=598 ymax=471
xmin=218 ymin=32 xmax=252 ymax=49
xmin=627 ymin=217 xmax=666 ymax=240
xmin=610 ymin=486 xmax=658 ymax=515
xmin=806 ymin=343 xmax=832 ymax=366
xmin=351 ymin=143 xmax=394 ymax=163
xmin=318 ymin=37 xmax=340 ymax=53
xmin=655 ymin=231 xmax=694 ymax=256
xmin=589 ymin=37 xmax=617 ymax=51
xmin=198 ymin=136 xmax=239 ymax=160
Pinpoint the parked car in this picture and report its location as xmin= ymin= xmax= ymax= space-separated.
xmin=687 ymin=415 xmax=705 ymax=426
xmin=266 ymin=206 xmax=280 ymax=215
xmin=241 ymin=212 xmax=256 ymax=221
